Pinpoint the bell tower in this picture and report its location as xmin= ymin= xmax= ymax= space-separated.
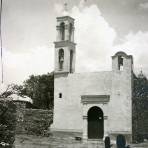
xmin=54 ymin=16 xmax=76 ymax=74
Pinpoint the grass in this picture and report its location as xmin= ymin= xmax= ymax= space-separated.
xmin=15 ymin=133 xmax=148 ymax=148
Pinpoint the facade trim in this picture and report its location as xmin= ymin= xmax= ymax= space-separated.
xmin=81 ymin=95 xmax=110 ymax=104
xmin=54 ymin=41 xmax=76 ymax=48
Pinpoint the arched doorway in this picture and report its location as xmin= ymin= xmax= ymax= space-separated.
xmin=88 ymin=106 xmax=104 ymax=139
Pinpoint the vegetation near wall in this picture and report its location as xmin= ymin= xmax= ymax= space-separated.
xmin=0 ymin=99 xmax=53 ymax=147
xmin=133 ymin=73 xmax=148 ymax=143
xmin=16 ymin=109 xmax=53 ymax=136
xmin=0 ymin=100 xmax=16 ymax=148
xmin=17 ymin=72 xmax=54 ymax=109
xmin=0 ymin=71 xmax=54 ymax=147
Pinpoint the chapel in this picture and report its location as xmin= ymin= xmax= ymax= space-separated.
xmin=51 ymin=14 xmax=135 ymax=142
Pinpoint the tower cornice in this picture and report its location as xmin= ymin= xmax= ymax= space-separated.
xmin=56 ymin=16 xmax=75 ymax=22
xmin=54 ymin=40 xmax=76 ymax=48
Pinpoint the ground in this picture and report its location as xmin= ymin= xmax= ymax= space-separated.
xmin=15 ymin=133 xmax=148 ymax=148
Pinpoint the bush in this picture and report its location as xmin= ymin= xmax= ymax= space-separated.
xmin=21 ymin=109 xmax=53 ymax=136
xmin=0 ymin=100 xmax=16 ymax=147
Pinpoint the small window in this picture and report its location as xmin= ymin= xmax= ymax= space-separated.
xmin=59 ymin=93 xmax=62 ymax=98
xmin=118 ymin=56 xmax=123 ymax=71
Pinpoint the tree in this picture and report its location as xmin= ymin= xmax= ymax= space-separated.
xmin=133 ymin=71 xmax=148 ymax=142
xmin=0 ymin=86 xmax=17 ymax=147
xmin=0 ymin=100 xmax=16 ymax=147
xmin=0 ymin=84 xmax=24 ymax=98
xmin=21 ymin=72 xmax=54 ymax=109
xmin=0 ymin=72 xmax=54 ymax=109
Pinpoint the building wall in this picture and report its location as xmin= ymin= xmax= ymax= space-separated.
xmin=108 ymin=54 xmax=133 ymax=141
xmin=52 ymin=72 xmax=112 ymax=132
xmin=53 ymin=14 xmax=134 ymax=141
xmin=52 ymin=52 xmax=133 ymax=142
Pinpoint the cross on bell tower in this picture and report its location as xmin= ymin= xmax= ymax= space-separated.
xmin=54 ymin=7 xmax=76 ymax=74
xmin=64 ymin=2 xmax=68 ymax=11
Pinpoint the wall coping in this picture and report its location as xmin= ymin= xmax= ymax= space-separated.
xmin=112 ymin=51 xmax=133 ymax=63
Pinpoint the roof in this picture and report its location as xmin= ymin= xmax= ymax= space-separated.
xmin=8 ymin=94 xmax=33 ymax=104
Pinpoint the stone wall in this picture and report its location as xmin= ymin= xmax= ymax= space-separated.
xmin=16 ymin=108 xmax=53 ymax=136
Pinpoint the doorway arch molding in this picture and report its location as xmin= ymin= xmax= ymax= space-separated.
xmin=81 ymin=95 xmax=110 ymax=140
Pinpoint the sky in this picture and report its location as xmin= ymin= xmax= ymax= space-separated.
xmin=0 ymin=0 xmax=148 ymax=85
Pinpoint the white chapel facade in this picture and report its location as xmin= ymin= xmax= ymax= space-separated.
xmin=51 ymin=15 xmax=133 ymax=141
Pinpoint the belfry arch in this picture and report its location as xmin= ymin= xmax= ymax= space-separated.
xmin=69 ymin=23 xmax=73 ymax=41
xmin=60 ymin=22 xmax=65 ymax=40
xmin=58 ymin=49 xmax=64 ymax=70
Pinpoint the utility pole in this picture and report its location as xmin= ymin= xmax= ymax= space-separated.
xmin=0 ymin=0 xmax=3 ymax=83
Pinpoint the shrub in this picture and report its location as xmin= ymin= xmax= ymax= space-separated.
xmin=0 ymin=100 xmax=16 ymax=148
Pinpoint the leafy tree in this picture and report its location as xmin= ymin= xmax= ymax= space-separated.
xmin=21 ymin=72 xmax=54 ymax=109
xmin=0 ymin=72 xmax=54 ymax=109
xmin=0 ymin=84 xmax=23 ymax=98
xmin=133 ymin=71 xmax=148 ymax=142
xmin=0 ymin=87 xmax=17 ymax=147
xmin=0 ymin=100 xmax=16 ymax=148
xmin=134 ymin=71 xmax=148 ymax=97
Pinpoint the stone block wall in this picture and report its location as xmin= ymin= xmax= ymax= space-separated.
xmin=16 ymin=108 xmax=53 ymax=136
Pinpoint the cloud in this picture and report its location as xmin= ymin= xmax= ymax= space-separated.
xmin=70 ymin=4 xmax=117 ymax=72
xmin=1 ymin=0 xmax=148 ymax=85
xmin=0 ymin=45 xmax=54 ymax=84
xmin=113 ymin=31 xmax=148 ymax=76
xmin=70 ymin=2 xmax=148 ymax=76
xmin=54 ymin=3 xmax=64 ymax=15
xmin=3 ymin=1 xmax=116 ymax=85
xmin=139 ymin=2 xmax=148 ymax=9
